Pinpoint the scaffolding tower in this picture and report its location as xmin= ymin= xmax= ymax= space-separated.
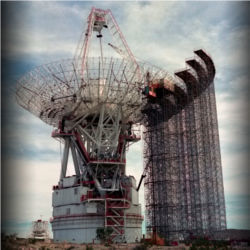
xmin=142 ymin=50 xmax=226 ymax=240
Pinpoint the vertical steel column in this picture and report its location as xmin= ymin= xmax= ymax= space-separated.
xmin=60 ymin=138 xmax=70 ymax=181
xmin=70 ymin=143 xmax=81 ymax=177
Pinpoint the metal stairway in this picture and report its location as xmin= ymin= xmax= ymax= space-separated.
xmin=105 ymin=198 xmax=130 ymax=242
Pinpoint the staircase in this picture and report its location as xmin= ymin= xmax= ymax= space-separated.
xmin=105 ymin=198 xmax=130 ymax=243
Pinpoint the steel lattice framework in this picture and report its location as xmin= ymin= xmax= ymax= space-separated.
xmin=15 ymin=7 xmax=226 ymax=243
xmin=142 ymin=50 xmax=226 ymax=240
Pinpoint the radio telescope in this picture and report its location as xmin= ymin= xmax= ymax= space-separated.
xmin=16 ymin=8 xmax=182 ymax=243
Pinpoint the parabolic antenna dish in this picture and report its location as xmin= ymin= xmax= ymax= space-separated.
xmin=16 ymin=57 xmax=177 ymax=128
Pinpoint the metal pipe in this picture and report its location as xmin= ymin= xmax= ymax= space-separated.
xmin=136 ymin=174 xmax=146 ymax=192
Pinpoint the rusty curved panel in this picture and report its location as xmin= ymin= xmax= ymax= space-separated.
xmin=163 ymin=78 xmax=175 ymax=93
xmin=151 ymin=78 xmax=175 ymax=93
xmin=175 ymin=70 xmax=199 ymax=96
xmin=155 ymin=96 xmax=179 ymax=120
xmin=173 ymin=84 xmax=188 ymax=105
xmin=194 ymin=49 xmax=216 ymax=80
xmin=186 ymin=59 xmax=208 ymax=84
xmin=151 ymin=78 xmax=185 ymax=105
xmin=154 ymin=76 xmax=188 ymax=105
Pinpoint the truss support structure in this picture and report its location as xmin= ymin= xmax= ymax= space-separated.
xmin=50 ymin=99 xmax=143 ymax=243
xmin=142 ymin=50 xmax=226 ymax=241
xmin=15 ymin=6 xmax=226 ymax=243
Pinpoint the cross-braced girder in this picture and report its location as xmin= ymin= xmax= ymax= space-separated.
xmin=15 ymin=6 xmax=226 ymax=243
xmin=52 ymin=100 xmax=141 ymax=194
xmin=143 ymin=50 xmax=226 ymax=241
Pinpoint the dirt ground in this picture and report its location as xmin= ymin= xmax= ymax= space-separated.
xmin=2 ymin=237 xmax=189 ymax=250
xmin=4 ymin=237 xmax=249 ymax=250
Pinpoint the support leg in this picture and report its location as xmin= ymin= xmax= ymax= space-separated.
xmin=60 ymin=138 xmax=70 ymax=181
xmin=70 ymin=143 xmax=81 ymax=178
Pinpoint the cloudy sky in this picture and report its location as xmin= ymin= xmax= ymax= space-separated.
xmin=2 ymin=1 xmax=249 ymax=237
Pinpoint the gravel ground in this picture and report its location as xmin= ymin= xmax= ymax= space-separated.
xmin=1 ymin=237 xmax=190 ymax=250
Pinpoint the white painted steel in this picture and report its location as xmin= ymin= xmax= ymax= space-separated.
xmin=62 ymin=176 xmax=77 ymax=188
xmin=15 ymin=58 xmax=180 ymax=128
xmin=52 ymin=186 xmax=85 ymax=207
xmin=52 ymin=217 xmax=104 ymax=243
xmin=51 ymin=178 xmax=142 ymax=243
xmin=52 ymin=217 xmax=142 ymax=244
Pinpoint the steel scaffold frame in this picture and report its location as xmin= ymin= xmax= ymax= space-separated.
xmin=143 ymin=50 xmax=226 ymax=241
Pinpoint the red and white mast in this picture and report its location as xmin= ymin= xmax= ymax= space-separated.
xmin=74 ymin=7 xmax=140 ymax=79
